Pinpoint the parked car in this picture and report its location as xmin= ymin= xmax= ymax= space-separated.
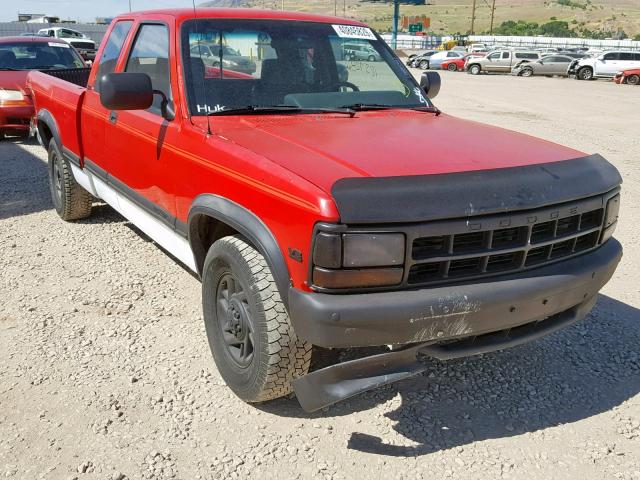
xmin=614 ymin=68 xmax=640 ymax=85
xmin=190 ymin=42 xmax=257 ymax=74
xmin=343 ymin=43 xmax=381 ymax=62
xmin=440 ymin=55 xmax=468 ymax=72
xmin=466 ymin=50 xmax=541 ymax=75
xmin=569 ymin=51 xmax=640 ymax=80
xmin=29 ymin=9 xmax=622 ymax=412
xmin=512 ymin=55 xmax=574 ymax=77
xmin=407 ymin=50 xmax=437 ymax=69
xmin=467 ymin=43 xmax=488 ymax=53
xmin=427 ymin=50 xmax=466 ymax=69
xmin=37 ymin=27 xmax=97 ymax=61
xmin=0 ymin=35 xmax=85 ymax=139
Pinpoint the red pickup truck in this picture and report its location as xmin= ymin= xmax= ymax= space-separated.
xmin=28 ymin=8 xmax=622 ymax=412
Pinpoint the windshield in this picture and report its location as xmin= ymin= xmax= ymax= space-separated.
xmin=0 ymin=42 xmax=85 ymax=70
xmin=59 ymin=29 xmax=85 ymax=39
xmin=181 ymin=19 xmax=430 ymax=115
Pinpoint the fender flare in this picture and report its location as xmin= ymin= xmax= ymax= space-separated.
xmin=36 ymin=109 xmax=61 ymax=149
xmin=188 ymin=194 xmax=291 ymax=308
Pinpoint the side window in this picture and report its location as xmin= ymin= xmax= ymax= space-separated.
xmin=125 ymin=24 xmax=172 ymax=116
xmin=501 ymin=51 xmax=510 ymax=59
xmin=603 ymin=53 xmax=620 ymax=61
xmin=488 ymin=52 xmax=500 ymax=60
xmin=619 ymin=52 xmax=633 ymax=61
xmin=95 ymin=20 xmax=133 ymax=92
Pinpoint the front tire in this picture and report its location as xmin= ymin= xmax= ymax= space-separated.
xmin=520 ymin=67 xmax=533 ymax=77
xmin=578 ymin=67 xmax=594 ymax=80
xmin=627 ymin=74 xmax=640 ymax=85
xmin=48 ymin=140 xmax=93 ymax=221
xmin=418 ymin=60 xmax=429 ymax=70
xmin=202 ymin=235 xmax=312 ymax=403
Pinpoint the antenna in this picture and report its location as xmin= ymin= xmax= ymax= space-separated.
xmin=192 ymin=0 xmax=212 ymax=135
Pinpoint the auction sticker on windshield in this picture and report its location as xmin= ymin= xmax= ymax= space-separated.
xmin=332 ymin=25 xmax=377 ymax=40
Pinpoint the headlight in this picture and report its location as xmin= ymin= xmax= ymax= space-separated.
xmin=0 ymin=89 xmax=25 ymax=104
xmin=601 ymin=194 xmax=620 ymax=244
xmin=312 ymin=232 xmax=405 ymax=289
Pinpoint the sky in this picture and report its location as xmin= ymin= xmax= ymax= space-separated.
xmin=0 ymin=0 xmax=202 ymax=23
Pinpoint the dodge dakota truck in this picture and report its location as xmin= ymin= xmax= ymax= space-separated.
xmin=28 ymin=9 xmax=623 ymax=412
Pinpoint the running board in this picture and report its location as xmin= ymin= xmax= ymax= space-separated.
xmin=293 ymin=299 xmax=594 ymax=412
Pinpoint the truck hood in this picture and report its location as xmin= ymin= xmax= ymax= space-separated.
xmin=213 ymin=110 xmax=584 ymax=195
xmin=0 ymin=70 xmax=29 ymax=91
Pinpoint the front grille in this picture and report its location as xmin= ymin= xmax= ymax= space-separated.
xmin=402 ymin=192 xmax=613 ymax=287
xmin=70 ymin=41 xmax=95 ymax=50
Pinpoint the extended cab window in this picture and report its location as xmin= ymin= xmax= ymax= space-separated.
xmin=95 ymin=20 xmax=133 ymax=92
xmin=181 ymin=19 xmax=429 ymax=115
xmin=501 ymin=52 xmax=510 ymax=59
xmin=125 ymin=24 xmax=173 ymax=116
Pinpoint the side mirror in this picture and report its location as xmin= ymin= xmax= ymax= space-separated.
xmin=420 ymin=71 xmax=441 ymax=99
xmin=99 ymin=72 xmax=153 ymax=111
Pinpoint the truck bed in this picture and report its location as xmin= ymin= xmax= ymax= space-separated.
xmin=27 ymin=69 xmax=89 ymax=157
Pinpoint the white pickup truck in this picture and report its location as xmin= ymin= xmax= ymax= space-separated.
xmin=569 ymin=51 xmax=640 ymax=80
xmin=37 ymin=27 xmax=96 ymax=61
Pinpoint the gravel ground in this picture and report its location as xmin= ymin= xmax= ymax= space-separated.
xmin=1 ymin=72 xmax=639 ymax=480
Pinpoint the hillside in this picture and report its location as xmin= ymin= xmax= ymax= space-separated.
xmin=199 ymin=0 xmax=640 ymax=37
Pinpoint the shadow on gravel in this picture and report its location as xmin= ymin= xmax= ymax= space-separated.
xmin=0 ymin=138 xmax=50 ymax=220
xmin=263 ymin=295 xmax=640 ymax=457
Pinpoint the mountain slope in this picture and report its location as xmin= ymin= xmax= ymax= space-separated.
xmin=198 ymin=0 xmax=640 ymax=37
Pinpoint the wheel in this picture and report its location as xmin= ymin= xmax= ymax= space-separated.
xmin=368 ymin=55 xmax=376 ymax=62
xmin=48 ymin=140 xmax=93 ymax=221
xmin=469 ymin=64 xmax=481 ymax=75
xmin=577 ymin=67 xmax=594 ymax=80
xmin=627 ymin=74 xmax=640 ymax=85
xmin=202 ymin=235 xmax=312 ymax=403
xmin=418 ymin=60 xmax=429 ymax=70
xmin=447 ymin=63 xmax=458 ymax=71
xmin=520 ymin=67 xmax=533 ymax=77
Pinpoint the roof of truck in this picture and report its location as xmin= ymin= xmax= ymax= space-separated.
xmin=121 ymin=8 xmax=367 ymax=26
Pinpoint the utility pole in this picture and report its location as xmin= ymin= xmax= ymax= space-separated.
xmin=281 ymin=0 xmax=284 ymax=11
xmin=392 ymin=0 xmax=400 ymax=50
xmin=489 ymin=0 xmax=496 ymax=34
xmin=343 ymin=0 xmax=346 ymax=17
xmin=335 ymin=0 xmax=337 ymax=16
xmin=128 ymin=0 xmax=132 ymax=12
xmin=470 ymin=0 xmax=477 ymax=35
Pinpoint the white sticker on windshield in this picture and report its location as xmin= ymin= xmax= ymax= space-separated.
xmin=332 ymin=25 xmax=377 ymax=40
xmin=49 ymin=42 xmax=70 ymax=48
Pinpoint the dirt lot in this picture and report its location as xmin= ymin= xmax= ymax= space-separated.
xmin=1 ymin=72 xmax=639 ymax=480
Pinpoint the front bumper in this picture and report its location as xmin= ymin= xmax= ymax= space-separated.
xmin=289 ymin=239 xmax=622 ymax=348
xmin=0 ymin=104 xmax=33 ymax=134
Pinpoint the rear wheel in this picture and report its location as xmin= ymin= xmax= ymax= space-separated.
xmin=447 ymin=63 xmax=458 ymax=71
xmin=368 ymin=55 xmax=376 ymax=62
xmin=202 ymin=235 xmax=312 ymax=403
xmin=48 ymin=140 xmax=93 ymax=221
xmin=469 ymin=64 xmax=481 ymax=75
xmin=578 ymin=67 xmax=594 ymax=80
xmin=627 ymin=74 xmax=640 ymax=85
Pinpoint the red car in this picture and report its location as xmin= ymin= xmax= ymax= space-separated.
xmin=0 ymin=35 xmax=84 ymax=139
xmin=440 ymin=56 xmax=467 ymax=71
xmin=614 ymin=68 xmax=640 ymax=85
xmin=29 ymin=9 xmax=622 ymax=411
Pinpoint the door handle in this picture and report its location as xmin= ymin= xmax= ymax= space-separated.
xmin=109 ymin=111 xmax=118 ymax=125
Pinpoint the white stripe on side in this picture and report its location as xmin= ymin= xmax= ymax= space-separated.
xmin=70 ymin=164 xmax=198 ymax=272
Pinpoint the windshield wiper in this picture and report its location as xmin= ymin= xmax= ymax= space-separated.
xmin=208 ymin=105 xmax=355 ymax=117
xmin=410 ymin=105 xmax=442 ymax=116
xmin=0 ymin=67 xmax=20 ymax=71
xmin=341 ymin=103 xmax=394 ymax=111
xmin=342 ymin=103 xmax=442 ymax=116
